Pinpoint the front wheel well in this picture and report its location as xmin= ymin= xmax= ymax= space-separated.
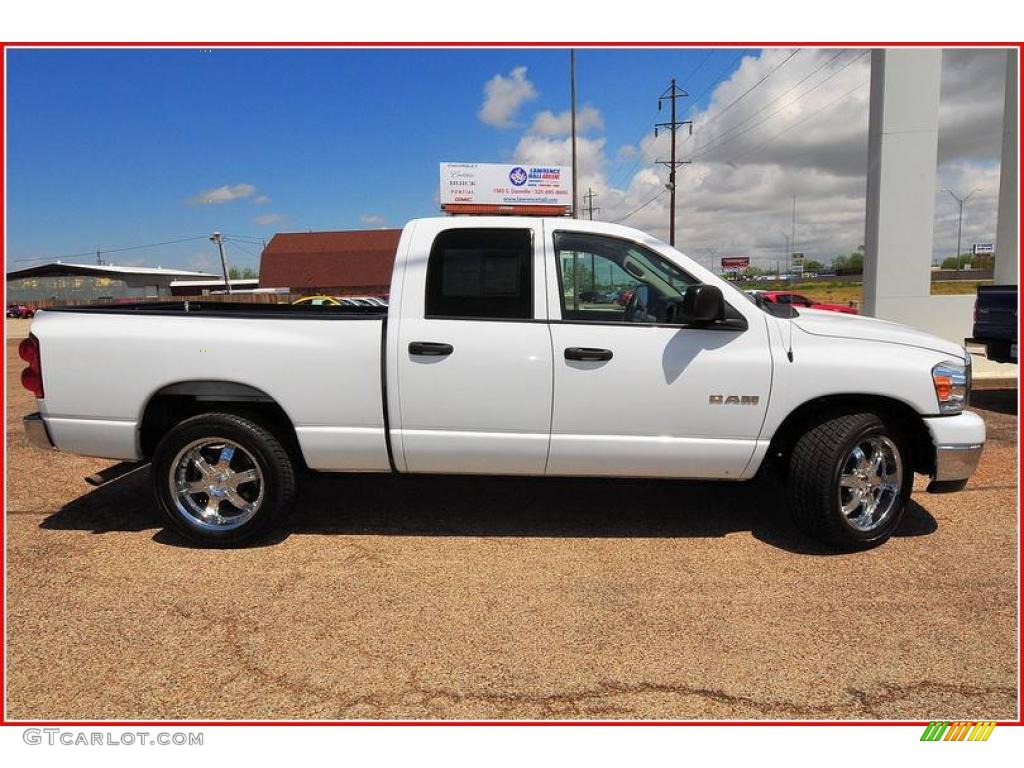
xmin=138 ymin=381 xmax=306 ymax=470
xmin=764 ymin=394 xmax=935 ymax=477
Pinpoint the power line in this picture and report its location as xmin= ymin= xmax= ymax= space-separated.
xmin=722 ymin=78 xmax=870 ymax=165
xmin=8 ymin=234 xmax=211 ymax=265
xmin=686 ymin=49 xmax=751 ymax=104
xmin=222 ymin=234 xmax=267 ymax=244
xmin=683 ymin=49 xmax=850 ymax=159
xmin=611 ymin=188 xmax=667 ymax=224
xmin=224 ymin=239 xmax=263 ymax=262
xmin=607 ymin=49 xmax=750 ymax=191
xmin=689 ymin=48 xmax=801 ymax=136
xmin=685 ymin=49 xmax=867 ymax=162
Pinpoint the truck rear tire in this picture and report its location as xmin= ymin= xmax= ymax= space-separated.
xmin=151 ymin=412 xmax=296 ymax=546
xmin=787 ymin=412 xmax=912 ymax=550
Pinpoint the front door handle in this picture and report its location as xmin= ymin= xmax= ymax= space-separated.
xmin=409 ymin=341 xmax=454 ymax=357
xmin=565 ymin=347 xmax=613 ymax=362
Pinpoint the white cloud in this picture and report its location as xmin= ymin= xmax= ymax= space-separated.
xmin=530 ymin=48 xmax=1007 ymax=269
xmin=253 ymin=213 xmax=285 ymax=226
xmin=478 ymin=66 xmax=538 ymax=128
xmin=360 ymin=213 xmax=387 ymax=227
xmin=187 ymin=251 xmax=215 ymax=272
xmin=252 ymin=194 xmax=271 ymax=205
xmin=187 ymin=183 xmax=257 ymax=205
xmin=529 ymin=105 xmax=604 ymax=136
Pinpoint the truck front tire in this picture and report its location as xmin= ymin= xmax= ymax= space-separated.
xmin=787 ymin=412 xmax=912 ymax=550
xmin=151 ymin=412 xmax=296 ymax=546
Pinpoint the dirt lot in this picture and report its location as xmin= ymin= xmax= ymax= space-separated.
xmin=4 ymin=317 xmax=1018 ymax=720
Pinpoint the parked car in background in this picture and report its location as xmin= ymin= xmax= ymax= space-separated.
xmin=968 ymin=285 xmax=1017 ymax=363
xmin=21 ymin=216 xmax=981 ymax=551
xmin=291 ymin=295 xmax=343 ymax=307
xmin=346 ymin=296 xmax=389 ymax=307
xmin=7 ymin=304 xmax=35 ymax=319
xmin=292 ymin=295 xmax=388 ymax=308
xmin=757 ymin=291 xmax=858 ymax=315
xmin=614 ymin=288 xmax=636 ymax=307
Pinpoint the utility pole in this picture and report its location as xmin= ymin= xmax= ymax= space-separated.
xmin=96 ymin=247 xmax=103 ymax=266
xmin=583 ymin=188 xmax=601 ymax=291
xmin=583 ymin=187 xmax=600 ymax=220
xmin=655 ymin=78 xmax=693 ymax=247
xmin=570 ymin=49 xmax=579 ymax=219
xmin=209 ymin=232 xmax=233 ymax=294
xmin=790 ymin=193 xmax=796 ymax=279
xmin=943 ymin=187 xmax=980 ymax=270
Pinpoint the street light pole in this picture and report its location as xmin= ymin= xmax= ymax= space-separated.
xmin=943 ymin=187 xmax=980 ymax=270
xmin=780 ymin=232 xmax=790 ymax=280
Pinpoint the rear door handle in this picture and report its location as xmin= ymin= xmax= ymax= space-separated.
xmin=565 ymin=347 xmax=613 ymax=362
xmin=409 ymin=341 xmax=454 ymax=357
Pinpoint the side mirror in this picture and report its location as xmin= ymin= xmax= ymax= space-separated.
xmin=675 ymin=283 xmax=725 ymax=325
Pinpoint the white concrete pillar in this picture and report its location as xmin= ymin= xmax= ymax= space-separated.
xmin=862 ymin=49 xmax=943 ymax=319
xmin=994 ymin=48 xmax=1018 ymax=286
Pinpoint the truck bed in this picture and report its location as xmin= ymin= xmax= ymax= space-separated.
xmin=30 ymin=304 xmax=391 ymax=471
xmin=41 ymin=300 xmax=388 ymax=319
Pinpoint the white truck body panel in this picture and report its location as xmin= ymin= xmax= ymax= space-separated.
xmin=31 ymin=311 xmax=390 ymax=470
xmin=26 ymin=216 xmax=983 ymax=488
xmin=388 ymin=218 xmax=554 ymax=475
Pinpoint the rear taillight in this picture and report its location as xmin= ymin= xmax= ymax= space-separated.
xmin=19 ymin=334 xmax=44 ymax=398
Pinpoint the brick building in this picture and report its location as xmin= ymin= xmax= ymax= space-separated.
xmin=258 ymin=229 xmax=400 ymax=296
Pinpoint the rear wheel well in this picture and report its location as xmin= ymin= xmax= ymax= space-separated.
xmin=139 ymin=382 xmax=306 ymax=470
xmin=764 ymin=395 xmax=934 ymax=477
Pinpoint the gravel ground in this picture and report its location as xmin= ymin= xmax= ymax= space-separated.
xmin=4 ymin=319 xmax=1018 ymax=720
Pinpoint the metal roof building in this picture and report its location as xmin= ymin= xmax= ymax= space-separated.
xmin=6 ymin=262 xmax=219 ymax=304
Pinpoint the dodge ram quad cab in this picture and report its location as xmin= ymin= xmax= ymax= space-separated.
xmin=20 ymin=217 xmax=984 ymax=549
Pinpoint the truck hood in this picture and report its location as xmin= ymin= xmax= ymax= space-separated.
xmin=790 ymin=308 xmax=966 ymax=358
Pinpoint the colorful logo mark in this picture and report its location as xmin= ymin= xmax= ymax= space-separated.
xmin=920 ymin=721 xmax=996 ymax=741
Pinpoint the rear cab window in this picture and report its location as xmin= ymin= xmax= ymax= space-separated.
xmin=425 ymin=228 xmax=534 ymax=320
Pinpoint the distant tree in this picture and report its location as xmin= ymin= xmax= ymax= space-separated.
xmin=941 ymin=256 xmax=960 ymax=270
xmin=803 ymin=259 xmax=823 ymax=273
xmin=832 ymin=255 xmax=848 ymax=272
xmin=846 ymin=252 xmax=864 ymax=273
xmin=227 ymin=266 xmax=257 ymax=280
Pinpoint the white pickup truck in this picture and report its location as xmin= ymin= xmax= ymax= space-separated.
xmin=20 ymin=217 xmax=984 ymax=549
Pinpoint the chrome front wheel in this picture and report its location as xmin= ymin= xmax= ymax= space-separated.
xmin=838 ymin=435 xmax=903 ymax=532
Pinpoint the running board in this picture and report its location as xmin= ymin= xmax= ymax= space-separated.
xmin=85 ymin=461 xmax=148 ymax=487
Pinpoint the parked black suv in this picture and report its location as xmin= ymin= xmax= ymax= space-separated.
xmin=968 ymin=285 xmax=1017 ymax=364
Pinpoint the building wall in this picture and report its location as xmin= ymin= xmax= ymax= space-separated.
xmin=7 ymin=275 xmax=167 ymax=303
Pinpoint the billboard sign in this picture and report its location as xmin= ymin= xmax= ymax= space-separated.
xmin=440 ymin=162 xmax=572 ymax=211
xmin=720 ymin=257 xmax=750 ymax=272
xmin=973 ymin=243 xmax=994 ymax=256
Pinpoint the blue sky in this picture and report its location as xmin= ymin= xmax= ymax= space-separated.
xmin=5 ymin=47 xmax=1005 ymax=271
xmin=6 ymin=47 xmax=743 ymax=271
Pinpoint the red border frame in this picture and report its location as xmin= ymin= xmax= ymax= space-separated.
xmin=1 ymin=40 xmax=1021 ymax=729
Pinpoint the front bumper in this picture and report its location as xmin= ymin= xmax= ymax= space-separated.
xmin=23 ymin=412 xmax=55 ymax=450
xmin=923 ymin=411 xmax=985 ymax=492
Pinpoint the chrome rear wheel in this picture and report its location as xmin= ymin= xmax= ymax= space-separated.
xmin=169 ymin=437 xmax=265 ymax=532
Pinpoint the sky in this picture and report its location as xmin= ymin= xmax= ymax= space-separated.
xmin=4 ymin=47 xmax=1010 ymax=274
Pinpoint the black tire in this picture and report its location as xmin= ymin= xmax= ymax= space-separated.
xmin=787 ymin=412 xmax=913 ymax=550
xmin=151 ymin=412 xmax=296 ymax=546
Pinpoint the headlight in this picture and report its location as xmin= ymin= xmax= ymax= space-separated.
xmin=932 ymin=360 xmax=969 ymax=414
